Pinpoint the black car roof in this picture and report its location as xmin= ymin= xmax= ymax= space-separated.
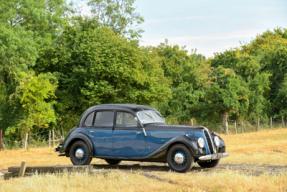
xmin=90 ymin=104 xmax=156 ymax=112
xmin=77 ymin=104 xmax=159 ymax=127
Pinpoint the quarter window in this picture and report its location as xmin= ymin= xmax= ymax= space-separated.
xmin=94 ymin=111 xmax=114 ymax=127
xmin=116 ymin=112 xmax=137 ymax=127
xmin=85 ymin=112 xmax=94 ymax=126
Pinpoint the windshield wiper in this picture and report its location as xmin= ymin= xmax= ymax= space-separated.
xmin=142 ymin=109 xmax=156 ymax=121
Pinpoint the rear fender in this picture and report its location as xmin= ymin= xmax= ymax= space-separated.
xmin=61 ymin=133 xmax=94 ymax=157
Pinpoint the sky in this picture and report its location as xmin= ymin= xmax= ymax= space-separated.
xmin=74 ymin=0 xmax=287 ymax=58
xmin=133 ymin=0 xmax=287 ymax=58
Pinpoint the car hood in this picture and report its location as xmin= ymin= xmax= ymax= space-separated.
xmin=144 ymin=123 xmax=204 ymax=132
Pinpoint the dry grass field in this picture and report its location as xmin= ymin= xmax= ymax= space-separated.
xmin=0 ymin=128 xmax=287 ymax=192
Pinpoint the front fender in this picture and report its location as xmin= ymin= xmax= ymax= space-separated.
xmin=144 ymin=135 xmax=199 ymax=159
xmin=210 ymin=132 xmax=226 ymax=153
xmin=60 ymin=132 xmax=94 ymax=157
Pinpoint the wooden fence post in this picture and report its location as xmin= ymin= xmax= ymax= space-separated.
xmin=18 ymin=162 xmax=27 ymax=177
xmin=257 ymin=118 xmax=260 ymax=131
xmin=191 ymin=119 xmax=193 ymax=126
xmin=270 ymin=117 xmax=272 ymax=129
xmin=282 ymin=116 xmax=284 ymax=128
xmin=52 ymin=129 xmax=55 ymax=147
xmin=49 ymin=131 xmax=51 ymax=148
xmin=28 ymin=130 xmax=30 ymax=145
xmin=0 ymin=129 xmax=2 ymax=151
xmin=24 ymin=133 xmax=28 ymax=150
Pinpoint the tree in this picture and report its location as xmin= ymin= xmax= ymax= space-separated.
xmin=87 ymin=0 xmax=144 ymax=38
xmin=35 ymin=23 xmax=171 ymax=131
xmin=0 ymin=0 xmax=70 ymax=41
xmin=273 ymin=75 xmax=287 ymax=117
xmin=153 ymin=42 xmax=205 ymax=123
xmin=191 ymin=66 xmax=248 ymax=134
xmin=4 ymin=72 xmax=58 ymax=136
xmin=248 ymin=73 xmax=270 ymax=120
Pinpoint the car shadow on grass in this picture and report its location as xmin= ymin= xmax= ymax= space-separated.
xmin=91 ymin=162 xmax=209 ymax=172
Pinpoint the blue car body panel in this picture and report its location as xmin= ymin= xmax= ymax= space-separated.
xmin=112 ymin=129 xmax=146 ymax=157
xmin=89 ymin=129 xmax=113 ymax=156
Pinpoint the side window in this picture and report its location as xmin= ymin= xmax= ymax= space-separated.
xmin=94 ymin=111 xmax=114 ymax=127
xmin=116 ymin=112 xmax=137 ymax=127
xmin=84 ymin=112 xmax=94 ymax=127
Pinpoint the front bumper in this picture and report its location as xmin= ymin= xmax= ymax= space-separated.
xmin=198 ymin=152 xmax=230 ymax=160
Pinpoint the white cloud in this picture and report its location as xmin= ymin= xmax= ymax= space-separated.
xmin=139 ymin=29 xmax=267 ymax=57
xmin=145 ymin=14 xmax=225 ymax=24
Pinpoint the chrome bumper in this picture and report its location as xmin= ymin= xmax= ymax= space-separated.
xmin=198 ymin=152 xmax=230 ymax=160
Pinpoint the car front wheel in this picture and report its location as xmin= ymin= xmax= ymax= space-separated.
xmin=167 ymin=144 xmax=194 ymax=172
xmin=70 ymin=141 xmax=93 ymax=165
xmin=105 ymin=159 xmax=122 ymax=165
xmin=197 ymin=159 xmax=220 ymax=168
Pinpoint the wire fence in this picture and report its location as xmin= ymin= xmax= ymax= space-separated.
xmin=0 ymin=129 xmax=64 ymax=151
xmin=175 ymin=116 xmax=287 ymax=134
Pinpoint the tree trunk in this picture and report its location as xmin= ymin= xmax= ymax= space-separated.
xmin=223 ymin=112 xmax=229 ymax=135
xmin=241 ymin=121 xmax=244 ymax=133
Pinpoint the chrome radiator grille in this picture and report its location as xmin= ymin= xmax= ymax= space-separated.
xmin=204 ymin=129 xmax=215 ymax=154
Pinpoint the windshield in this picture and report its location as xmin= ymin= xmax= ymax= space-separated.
xmin=137 ymin=110 xmax=165 ymax=124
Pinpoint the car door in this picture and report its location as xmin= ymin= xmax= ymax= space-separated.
xmin=89 ymin=110 xmax=114 ymax=157
xmin=113 ymin=111 xmax=146 ymax=157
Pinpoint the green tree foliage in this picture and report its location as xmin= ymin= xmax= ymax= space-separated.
xmin=4 ymin=72 xmax=57 ymax=136
xmin=0 ymin=0 xmax=70 ymax=42
xmin=190 ymin=66 xmax=248 ymax=134
xmin=274 ymin=74 xmax=287 ymax=117
xmin=153 ymin=42 xmax=205 ymax=123
xmin=0 ymin=0 xmax=64 ymax=136
xmin=87 ymin=0 xmax=144 ymax=38
xmin=35 ymin=22 xmax=171 ymax=130
xmin=0 ymin=25 xmax=37 ymax=87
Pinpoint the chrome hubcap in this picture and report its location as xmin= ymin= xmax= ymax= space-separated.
xmin=174 ymin=153 xmax=184 ymax=164
xmin=75 ymin=148 xmax=84 ymax=159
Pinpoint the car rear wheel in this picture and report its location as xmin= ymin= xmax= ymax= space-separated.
xmin=70 ymin=141 xmax=93 ymax=165
xmin=167 ymin=144 xmax=194 ymax=173
xmin=197 ymin=159 xmax=220 ymax=168
xmin=105 ymin=159 xmax=122 ymax=165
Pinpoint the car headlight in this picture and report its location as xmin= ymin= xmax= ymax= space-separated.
xmin=214 ymin=136 xmax=220 ymax=147
xmin=198 ymin=137 xmax=205 ymax=148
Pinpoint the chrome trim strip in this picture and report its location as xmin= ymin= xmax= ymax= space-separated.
xmin=142 ymin=128 xmax=147 ymax=136
xmin=198 ymin=152 xmax=230 ymax=160
xmin=204 ymin=127 xmax=216 ymax=154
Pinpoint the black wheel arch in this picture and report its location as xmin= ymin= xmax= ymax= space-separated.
xmin=166 ymin=139 xmax=198 ymax=157
xmin=61 ymin=132 xmax=94 ymax=157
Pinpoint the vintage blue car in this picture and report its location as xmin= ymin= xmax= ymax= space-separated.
xmin=55 ymin=104 xmax=229 ymax=172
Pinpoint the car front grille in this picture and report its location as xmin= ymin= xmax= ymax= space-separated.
xmin=204 ymin=129 xmax=214 ymax=154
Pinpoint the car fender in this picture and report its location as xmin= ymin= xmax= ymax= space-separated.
xmin=145 ymin=135 xmax=198 ymax=159
xmin=210 ymin=132 xmax=226 ymax=153
xmin=60 ymin=132 xmax=94 ymax=157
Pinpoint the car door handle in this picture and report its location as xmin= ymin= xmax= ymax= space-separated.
xmin=136 ymin=132 xmax=142 ymax=135
xmin=90 ymin=131 xmax=94 ymax=133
